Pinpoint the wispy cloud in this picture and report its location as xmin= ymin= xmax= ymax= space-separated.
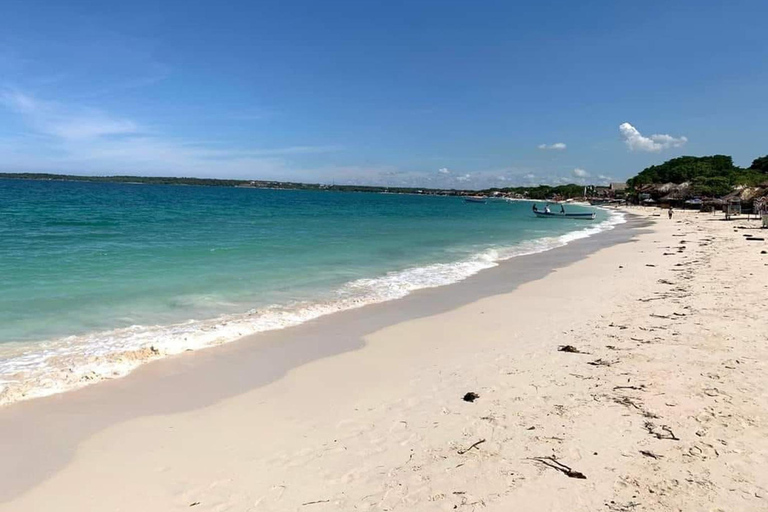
xmin=1 ymin=89 xmax=139 ymax=140
xmin=537 ymin=142 xmax=566 ymax=151
xmin=619 ymin=122 xmax=687 ymax=152
xmin=572 ymin=167 xmax=590 ymax=178
xmin=437 ymin=167 xmax=450 ymax=174
xmin=596 ymin=174 xmax=614 ymax=185
xmin=0 ymin=89 xmax=342 ymax=179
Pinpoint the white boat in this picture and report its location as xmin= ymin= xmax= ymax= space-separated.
xmin=532 ymin=203 xmax=595 ymax=220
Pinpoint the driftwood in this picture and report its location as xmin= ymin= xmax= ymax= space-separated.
xmin=458 ymin=439 xmax=486 ymax=455
xmin=529 ymin=456 xmax=587 ymax=479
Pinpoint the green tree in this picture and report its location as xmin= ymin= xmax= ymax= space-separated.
xmin=749 ymin=155 xmax=768 ymax=173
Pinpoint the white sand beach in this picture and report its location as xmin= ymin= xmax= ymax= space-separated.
xmin=2 ymin=208 xmax=767 ymax=511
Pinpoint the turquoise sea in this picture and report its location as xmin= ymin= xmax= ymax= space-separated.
xmin=0 ymin=179 xmax=622 ymax=402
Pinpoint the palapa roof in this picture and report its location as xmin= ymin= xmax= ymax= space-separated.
xmin=724 ymin=186 xmax=768 ymax=202
xmin=636 ymin=180 xmax=768 ymax=203
xmin=658 ymin=182 xmax=691 ymax=201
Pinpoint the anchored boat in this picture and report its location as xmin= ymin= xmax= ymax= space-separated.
xmin=532 ymin=203 xmax=596 ymax=220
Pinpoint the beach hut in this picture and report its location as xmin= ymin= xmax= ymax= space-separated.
xmin=755 ymin=197 xmax=768 ymax=228
xmin=702 ymin=198 xmax=726 ymax=213
xmin=725 ymin=198 xmax=741 ymax=220
xmin=684 ymin=198 xmax=704 ymax=210
xmin=659 ymin=183 xmax=691 ymax=208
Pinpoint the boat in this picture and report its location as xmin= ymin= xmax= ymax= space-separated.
xmin=534 ymin=210 xmax=595 ymax=219
xmin=532 ymin=203 xmax=596 ymax=220
xmin=464 ymin=196 xmax=487 ymax=203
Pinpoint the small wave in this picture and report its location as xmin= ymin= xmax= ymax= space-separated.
xmin=0 ymin=210 xmax=625 ymax=405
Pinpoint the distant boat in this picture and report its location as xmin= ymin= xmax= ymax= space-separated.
xmin=464 ymin=196 xmax=487 ymax=203
xmin=532 ymin=203 xmax=596 ymax=220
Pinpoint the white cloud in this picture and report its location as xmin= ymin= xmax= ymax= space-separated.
xmin=438 ymin=167 xmax=450 ymax=174
xmin=52 ymin=118 xmax=139 ymax=140
xmin=572 ymin=168 xmax=590 ymax=178
xmin=1 ymin=90 xmax=138 ymax=140
xmin=455 ymin=173 xmax=471 ymax=182
xmin=537 ymin=142 xmax=567 ymax=151
xmin=619 ymin=122 xmax=687 ymax=152
xmin=0 ymin=89 xmax=342 ymax=179
xmin=0 ymin=90 xmax=36 ymax=111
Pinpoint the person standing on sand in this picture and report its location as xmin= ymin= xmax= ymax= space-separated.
xmin=668 ymin=207 xmax=674 ymax=219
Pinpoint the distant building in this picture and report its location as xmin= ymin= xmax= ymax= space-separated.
xmin=610 ymin=182 xmax=628 ymax=192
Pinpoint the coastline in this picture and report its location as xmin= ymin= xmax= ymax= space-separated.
xmin=0 ymin=207 xmax=622 ymax=406
xmin=0 ymin=211 xmax=638 ymax=500
xmin=2 ymin=208 xmax=767 ymax=511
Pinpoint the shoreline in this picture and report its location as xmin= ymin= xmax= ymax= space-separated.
xmin=2 ymin=208 xmax=766 ymax=510
xmin=0 ymin=208 xmax=623 ymax=407
xmin=0 ymin=211 xmax=640 ymax=504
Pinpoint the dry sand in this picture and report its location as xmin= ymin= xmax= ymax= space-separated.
xmin=2 ymin=208 xmax=767 ymax=511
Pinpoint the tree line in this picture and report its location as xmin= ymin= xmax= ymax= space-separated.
xmin=627 ymin=155 xmax=768 ymax=197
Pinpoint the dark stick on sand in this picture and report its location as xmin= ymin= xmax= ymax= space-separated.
xmin=458 ymin=439 xmax=486 ymax=455
xmin=529 ymin=456 xmax=587 ymax=479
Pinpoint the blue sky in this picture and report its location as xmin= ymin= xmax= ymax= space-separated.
xmin=1 ymin=0 xmax=766 ymax=189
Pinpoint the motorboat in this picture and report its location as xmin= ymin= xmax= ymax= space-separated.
xmin=532 ymin=202 xmax=596 ymax=220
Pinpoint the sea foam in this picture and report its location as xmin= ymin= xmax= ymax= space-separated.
xmin=0 ymin=209 xmax=625 ymax=405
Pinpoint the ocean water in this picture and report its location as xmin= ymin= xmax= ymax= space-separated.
xmin=0 ymin=179 xmax=623 ymax=403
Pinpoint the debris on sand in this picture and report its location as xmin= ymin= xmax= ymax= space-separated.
xmin=529 ymin=456 xmax=587 ymax=479
xmin=587 ymin=358 xmax=616 ymax=367
xmin=644 ymin=422 xmax=680 ymax=440
xmin=462 ymin=392 xmax=479 ymax=402
xmin=458 ymin=439 xmax=486 ymax=455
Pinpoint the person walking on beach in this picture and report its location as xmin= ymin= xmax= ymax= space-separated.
xmin=668 ymin=207 xmax=674 ymax=220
